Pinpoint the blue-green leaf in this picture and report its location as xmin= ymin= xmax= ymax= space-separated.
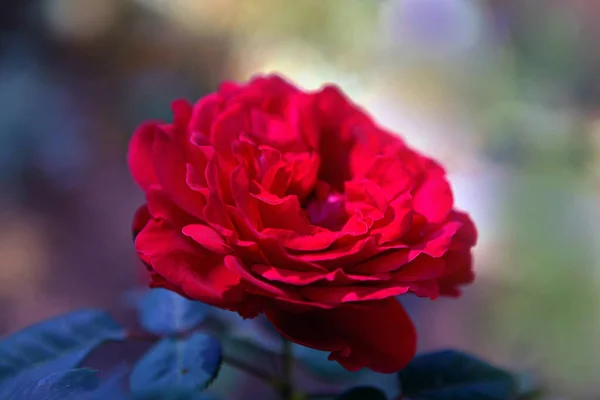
xmin=133 ymin=390 xmax=218 ymax=400
xmin=2 ymin=367 xmax=129 ymax=400
xmin=78 ymin=366 xmax=130 ymax=400
xmin=4 ymin=368 xmax=99 ymax=400
xmin=337 ymin=386 xmax=387 ymax=400
xmin=130 ymin=332 xmax=222 ymax=395
xmin=0 ymin=309 xmax=125 ymax=395
xmin=136 ymin=289 xmax=210 ymax=335
xmin=398 ymin=350 xmax=518 ymax=400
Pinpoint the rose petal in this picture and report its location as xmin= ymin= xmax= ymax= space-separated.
xmin=218 ymin=81 xmax=241 ymax=96
xmin=252 ymin=193 xmax=313 ymax=234
xmin=438 ymin=250 xmax=475 ymax=297
xmin=252 ymin=265 xmax=388 ymax=286
xmin=152 ymin=129 xmax=206 ymax=218
xmin=230 ymin=166 xmax=260 ymax=228
xmin=185 ymin=144 xmax=214 ymax=188
xmin=286 ymin=92 xmax=320 ymax=150
xmin=189 ymin=93 xmax=222 ymax=138
xmin=451 ymin=210 xmax=478 ymax=247
xmin=223 ymin=75 xmax=296 ymax=115
xmin=148 ymin=271 xmax=187 ymax=296
xmin=186 ymin=163 xmax=210 ymax=195
xmin=300 ymin=284 xmax=409 ymax=305
xmin=182 ymin=224 xmax=232 ymax=254
xmin=128 ymin=123 xmax=160 ymax=190
xmin=226 ymin=207 xmax=327 ymax=272
xmin=314 ymin=87 xmax=357 ymax=191
xmin=203 ymin=191 xmax=235 ymax=235
xmin=372 ymin=194 xmax=412 ymax=244
xmin=205 ymin=154 xmax=234 ymax=205
xmin=232 ymin=138 xmax=260 ymax=180
xmin=265 ymin=297 xmax=416 ymax=373
xmin=412 ymin=175 xmax=453 ymax=224
xmin=282 ymin=230 xmax=339 ymax=252
xmin=409 ymin=220 xmax=463 ymax=259
xmin=146 ymin=188 xmax=196 ymax=226
xmin=135 ymin=219 xmax=245 ymax=307
xmin=340 ymin=213 xmax=370 ymax=236
xmin=346 ymin=248 xmax=410 ymax=274
xmin=406 ymin=280 xmax=440 ymax=299
xmin=261 ymin=161 xmax=291 ymax=197
xmin=363 ymin=156 xmax=413 ymax=200
xmin=298 ymin=237 xmax=379 ymax=270
xmin=285 ymin=152 xmax=320 ymax=200
xmin=132 ymin=205 xmax=150 ymax=239
xmin=210 ymin=102 xmax=248 ymax=161
xmin=223 ymin=255 xmax=294 ymax=299
xmin=344 ymin=179 xmax=387 ymax=225
xmin=251 ymin=109 xmax=298 ymax=150
xmin=392 ymin=254 xmax=446 ymax=282
xmin=171 ymin=99 xmax=193 ymax=133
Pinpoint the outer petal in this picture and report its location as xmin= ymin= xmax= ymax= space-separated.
xmin=438 ymin=250 xmax=475 ymax=297
xmin=152 ymin=129 xmax=206 ymax=218
xmin=189 ymin=93 xmax=223 ymax=138
xmin=132 ymin=205 xmax=150 ymax=239
xmin=412 ymin=175 xmax=453 ymax=224
xmin=135 ymin=219 xmax=245 ymax=308
xmin=128 ymin=123 xmax=160 ymax=190
xmin=146 ymin=188 xmax=195 ymax=226
xmin=451 ymin=210 xmax=478 ymax=247
xmin=265 ymin=297 xmax=416 ymax=373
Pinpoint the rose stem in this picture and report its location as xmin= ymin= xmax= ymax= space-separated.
xmin=280 ymin=338 xmax=294 ymax=400
xmin=221 ymin=354 xmax=279 ymax=384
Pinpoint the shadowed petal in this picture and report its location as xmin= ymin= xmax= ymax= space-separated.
xmin=265 ymin=297 xmax=416 ymax=373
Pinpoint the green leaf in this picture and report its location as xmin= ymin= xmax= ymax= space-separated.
xmin=5 ymin=369 xmax=99 ymax=400
xmin=78 ymin=366 xmax=129 ymax=400
xmin=136 ymin=289 xmax=210 ymax=335
xmin=130 ymin=332 xmax=222 ymax=395
xmin=0 ymin=309 xmax=125 ymax=395
xmin=133 ymin=390 xmax=218 ymax=400
xmin=337 ymin=386 xmax=387 ymax=400
xmin=398 ymin=350 xmax=518 ymax=400
xmin=2 ymin=367 xmax=129 ymax=400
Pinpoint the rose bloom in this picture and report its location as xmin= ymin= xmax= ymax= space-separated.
xmin=129 ymin=74 xmax=477 ymax=373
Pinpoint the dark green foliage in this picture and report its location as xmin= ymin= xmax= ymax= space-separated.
xmin=129 ymin=333 xmax=222 ymax=396
xmin=398 ymin=350 xmax=518 ymax=400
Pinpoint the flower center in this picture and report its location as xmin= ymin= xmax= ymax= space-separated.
xmin=305 ymin=189 xmax=348 ymax=231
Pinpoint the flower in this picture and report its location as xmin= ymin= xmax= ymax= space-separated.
xmin=129 ymin=74 xmax=477 ymax=373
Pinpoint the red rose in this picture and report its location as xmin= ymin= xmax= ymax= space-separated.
xmin=129 ymin=74 xmax=477 ymax=373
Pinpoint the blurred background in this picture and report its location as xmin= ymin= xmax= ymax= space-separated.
xmin=0 ymin=0 xmax=599 ymax=398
